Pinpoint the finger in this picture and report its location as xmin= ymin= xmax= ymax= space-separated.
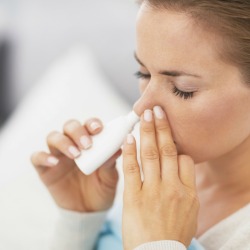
xmin=31 ymin=151 xmax=59 ymax=174
xmin=97 ymin=149 xmax=122 ymax=189
xmin=123 ymin=134 xmax=142 ymax=196
xmin=47 ymin=131 xmax=81 ymax=159
xmin=140 ymin=109 xmax=161 ymax=184
xmin=63 ymin=119 xmax=92 ymax=150
xmin=178 ymin=155 xmax=196 ymax=189
xmin=84 ymin=118 xmax=103 ymax=135
xmin=153 ymin=106 xmax=179 ymax=182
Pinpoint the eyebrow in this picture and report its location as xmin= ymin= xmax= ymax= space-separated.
xmin=134 ymin=52 xmax=201 ymax=78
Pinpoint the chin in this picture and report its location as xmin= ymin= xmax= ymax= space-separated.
xmin=175 ymin=143 xmax=200 ymax=163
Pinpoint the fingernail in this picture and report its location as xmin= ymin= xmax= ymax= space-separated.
xmin=153 ymin=106 xmax=165 ymax=119
xmin=144 ymin=109 xmax=152 ymax=122
xmin=127 ymin=134 xmax=134 ymax=144
xmin=80 ymin=135 xmax=92 ymax=149
xmin=68 ymin=146 xmax=81 ymax=158
xmin=90 ymin=121 xmax=101 ymax=131
xmin=47 ymin=156 xmax=59 ymax=166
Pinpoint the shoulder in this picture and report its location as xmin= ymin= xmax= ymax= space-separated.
xmin=223 ymin=208 xmax=250 ymax=248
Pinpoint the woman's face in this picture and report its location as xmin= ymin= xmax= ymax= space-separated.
xmin=133 ymin=4 xmax=250 ymax=163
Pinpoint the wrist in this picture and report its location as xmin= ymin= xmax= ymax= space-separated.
xmin=56 ymin=203 xmax=111 ymax=213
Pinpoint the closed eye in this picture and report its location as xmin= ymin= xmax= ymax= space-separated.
xmin=135 ymin=71 xmax=196 ymax=100
xmin=172 ymin=86 xmax=195 ymax=100
xmin=134 ymin=71 xmax=151 ymax=79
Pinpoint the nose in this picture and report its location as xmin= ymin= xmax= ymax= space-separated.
xmin=132 ymin=87 xmax=159 ymax=116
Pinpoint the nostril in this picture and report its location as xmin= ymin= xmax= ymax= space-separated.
xmin=133 ymin=105 xmax=151 ymax=118
xmin=132 ymin=104 xmax=141 ymax=117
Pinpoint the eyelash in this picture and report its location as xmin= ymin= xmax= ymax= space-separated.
xmin=134 ymin=71 xmax=195 ymax=100
xmin=134 ymin=71 xmax=150 ymax=80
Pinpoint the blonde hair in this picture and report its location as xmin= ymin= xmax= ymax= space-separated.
xmin=138 ymin=0 xmax=250 ymax=85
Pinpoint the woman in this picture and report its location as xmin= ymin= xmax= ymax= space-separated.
xmin=31 ymin=0 xmax=250 ymax=249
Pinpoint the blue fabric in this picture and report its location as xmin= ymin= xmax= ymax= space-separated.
xmin=95 ymin=202 xmax=205 ymax=250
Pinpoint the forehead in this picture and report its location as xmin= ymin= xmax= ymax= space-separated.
xmin=136 ymin=4 xmax=220 ymax=73
xmin=137 ymin=6 xmax=192 ymax=47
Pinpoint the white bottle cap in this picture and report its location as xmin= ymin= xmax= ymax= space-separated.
xmin=126 ymin=110 xmax=140 ymax=126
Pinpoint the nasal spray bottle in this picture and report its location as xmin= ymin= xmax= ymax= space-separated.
xmin=74 ymin=110 xmax=140 ymax=175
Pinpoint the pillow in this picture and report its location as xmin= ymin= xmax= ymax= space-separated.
xmin=0 ymin=44 xmax=131 ymax=250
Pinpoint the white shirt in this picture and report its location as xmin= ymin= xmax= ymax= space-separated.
xmin=50 ymin=203 xmax=250 ymax=250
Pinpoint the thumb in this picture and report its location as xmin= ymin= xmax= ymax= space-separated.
xmin=97 ymin=149 xmax=122 ymax=188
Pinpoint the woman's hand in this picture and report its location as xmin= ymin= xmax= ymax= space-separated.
xmin=31 ymin=118 xmax=122 ymax=212
xmin=122 ymin=106 xmax=199 ymax=250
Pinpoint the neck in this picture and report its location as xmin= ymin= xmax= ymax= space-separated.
xmin=195 ymin=136 xmax=250 ymax=195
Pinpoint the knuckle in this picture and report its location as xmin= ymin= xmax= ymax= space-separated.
xmin=188 ymin=192 xmax=200 ymax=208
xmin=165 ymin=186 xmax=200 ymax=208
xmin=156 ymin=123 xmax=170 ymax=132
xmin=166 ymin=187 xmax=185 ymax=201
xmin=125 ymin=162 xmax=139 ymax=174
xmin=148 ymin=186 xmax=161 ymax=198
xmin=63 ymin=119 xmax=80 ymax=134
xmin=85 ymin=118 xmax=103 ymax=127
xmin=30 ymin=152 xmax=39 ymax=165
xmin=142 ymin=147 xmax=159 ymax=160
xmin=160 ymin=144 xmax=177 ymax=157
xmin=124 ymin=194 xmax=142 ymax=207
xmin=85 ymin=118 xmax=103 ymax=134
xmin=142 ymin=126 xmax=155 ymax=134
xmin=124 ymin=146 xmax=136 ymax=156
xmin=46 ymin=131 xmax=61 ymax=144
xmin=85 ymin=117 xmax=101 ymax=123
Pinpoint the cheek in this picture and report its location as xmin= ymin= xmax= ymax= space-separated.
xmin=168 ymin=95 xmax=245 ymax=163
